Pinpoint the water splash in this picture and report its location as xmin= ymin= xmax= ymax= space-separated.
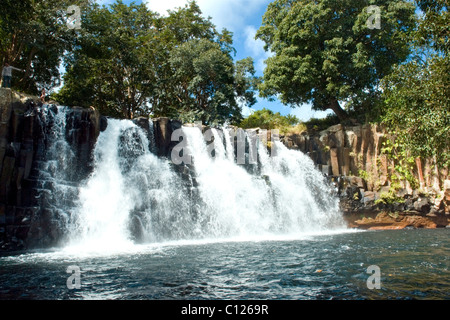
xmin=48 ymin=119 xmax=346 ymax=252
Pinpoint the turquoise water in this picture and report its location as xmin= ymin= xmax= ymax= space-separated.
xmin=0 ymin=229 xmax=448 ymax=300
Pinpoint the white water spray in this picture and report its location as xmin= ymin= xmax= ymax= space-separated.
xmin=55 ymin=120 xmax=346 ymax=251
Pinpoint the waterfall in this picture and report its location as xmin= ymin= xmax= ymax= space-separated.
xmin=68 ymin=120 xmax=140 ymax=249
xmin=35 ymin=112 xmax=345 ymax=251
xmin=62 ymin=121 xmax=343 ymax=249
xmin=178 ymin=126 xmax=344 ymax=238
xmin=32 ymin=105 xmax=81 ymax=244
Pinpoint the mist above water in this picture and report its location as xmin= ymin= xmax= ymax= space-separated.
xmin=38 ymin=108 xmax=345 ymax=253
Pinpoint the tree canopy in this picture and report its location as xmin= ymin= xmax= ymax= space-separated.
xmin=55 ymin=0 xmax=258 ymax=124
xmin=255 ymin=0 xmax=417 ymax=121
xmin=0 ymin=0 xmax=89 ymax=93
xmin=56 ymin=1 xmax=159 ymax=119
xmin=380 ymin=0 xmax=449 ymax=167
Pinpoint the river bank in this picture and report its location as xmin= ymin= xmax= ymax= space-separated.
xmin=335 ymin=176 xmax=450 ymax=230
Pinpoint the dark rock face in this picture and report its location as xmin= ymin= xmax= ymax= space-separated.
xmin=0 ymin=89 xmax=106 ymax=251
xmin=132 ymin=117 xmax=183 ymax=158
xmin=0 ymin=91 xmax=194 ymax=252
xmin=0 ymin=91 xmax=195 ymax=252
xmin=152 ymin=117 xmax=182 ymax=158
xmin=65 ymin=107 xmax=107 ymax=178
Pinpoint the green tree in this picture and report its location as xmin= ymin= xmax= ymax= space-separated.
xmin=168 ymin=38 xmax=237 ymax=124
xmin=167 ymin=40 xmax=258 ymax=125
xmin=256 ymin=0 xmax=416 ymax=121
xmin=57 ymin=1 xmax=158 ymax=119
xmin=58 ymin=0 xmax=257 ymax=123
xmin=240 ymin=108 xmax=300 ymax=130
xmin=0 ymin=0 xmax=89 ymax=93
xmin=380 ymin=0 xmax=449 ymax=167
xmin=415 ymin=0 xmax=449 ymax=55
xmin=148 ymin=1 xmax=257 ymax=124
xmin=235 ymin=57 xmax=261 ymax=110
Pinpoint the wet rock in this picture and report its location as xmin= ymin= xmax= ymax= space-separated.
xmin=129 ymin=214 xmax=145 ymax=243
xmin=444 ymin=180 xmax=450 ymax=214
xmin=118 ymin=126 xmax=146 ymax=173
xmin=153 ymin=117 xmax=171 ymax=157
xmin=153 ymin=117 xmax=182 ymax=158
xmin=100 ymin=116 xmax=108 ymax=132
xmin=133 ymin=117 xmax=150 ymax=135
xmin=353 ymin=211 xmax=446 ymax=230
xmin=0 ymin=90 xmax=104 ymax=251
xmin=413 ymin=198 xmax=431 ymax=215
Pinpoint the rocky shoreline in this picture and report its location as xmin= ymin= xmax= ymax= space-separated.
xmin=336 ymin=176 xmax=450 ymax=230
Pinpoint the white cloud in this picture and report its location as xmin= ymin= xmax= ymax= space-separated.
xmin=289 ymin=104 xmax=334 ymax=122
xmin=145 ymin=0 xmax=272 ymax=76
xmin=243 ymin=25 xmax=272 ymax=75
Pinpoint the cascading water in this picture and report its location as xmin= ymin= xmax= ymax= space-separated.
xmin=179 ymin=126 xmax=345 ymax=238
xmin=32 ymin=105 xmax=81 ymax=244
xmin=36 ymin=110 xmax=346 ymax=252
xmin=61 ymin=120 xmax=345 ymax=250
xmin=67 ymin=120 xmax=141 ymax=250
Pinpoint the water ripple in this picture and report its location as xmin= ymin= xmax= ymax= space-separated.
xmin=0 ymin=229 xmax=449 ymax=300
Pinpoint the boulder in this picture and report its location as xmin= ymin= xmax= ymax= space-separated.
xmin=413 ymin=197 xmax=431 ymax=215
xmin=362 ymin=191 xmax=376 ymax=204
xmin=444 ymin=180 xmax=450 ymax=213
xmin=352 ymin=211 xmax=446 ymax=230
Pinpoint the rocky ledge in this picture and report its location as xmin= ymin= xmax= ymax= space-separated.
xmin=335 ymin=176 xmax=450 ymax=230
xmin=277 ymin=122 xmax=449 ymax=230
xmin=0 ymin=88 xmax=107 ymax=251
xmin=348 ymin=212 xmax=448 ymax=230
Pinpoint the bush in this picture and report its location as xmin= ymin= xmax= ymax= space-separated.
xmin=240 ymin=108 xmax=300 ymax=130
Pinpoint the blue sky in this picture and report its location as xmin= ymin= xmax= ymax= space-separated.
xmin=96 ymin=0 xmax=333 ymax=121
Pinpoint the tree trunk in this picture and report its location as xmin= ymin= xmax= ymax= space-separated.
xmin=328 ymin=99 xmax=348 ymax=122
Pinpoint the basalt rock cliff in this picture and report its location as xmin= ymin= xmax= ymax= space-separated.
xmin=279 ymin=124 xmax=449 ymax=229
xmin=1 ymin=89 xmax=449 ymax=252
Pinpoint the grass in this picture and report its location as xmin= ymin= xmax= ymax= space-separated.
xmin=278 ymin=123 xmax=308 ymax=135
